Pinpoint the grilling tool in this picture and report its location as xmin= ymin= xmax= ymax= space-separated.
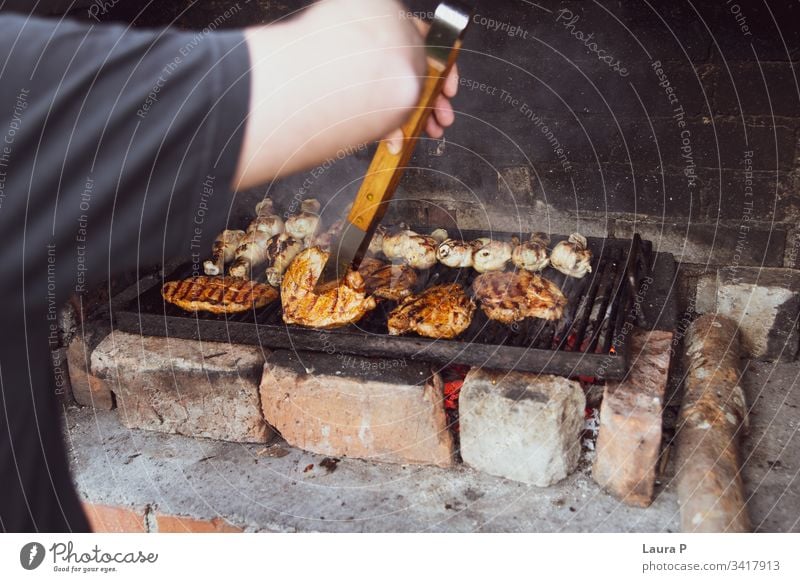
xmin=314 ymin=1 xmax=473 ymax=292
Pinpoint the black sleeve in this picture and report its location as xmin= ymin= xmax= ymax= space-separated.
xmin=0 ymin=14 xmax=251 ymax=532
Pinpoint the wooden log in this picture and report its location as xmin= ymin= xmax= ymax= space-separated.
xmin=676 ymin=314 xmax=750 ymax=532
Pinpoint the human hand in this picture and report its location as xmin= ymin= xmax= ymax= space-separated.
xmin=383 ymin=18 xmax=459 ymax=154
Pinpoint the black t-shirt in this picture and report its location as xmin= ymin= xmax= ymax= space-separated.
xmin=0 ymin=14 xmax=250 ymax=532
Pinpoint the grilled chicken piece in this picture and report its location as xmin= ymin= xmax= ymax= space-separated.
xmin=511 ymin=232 xmax=550 ymax=272
xmin=358 ymin=257 xmax=418 ymax=301
xmin=550 ymin=233 xmax=593 ymax=278
xmin=203 ymin=229 xmax=245 ymax=276
xmin=247 ymin=214 xmax=284 ymax=237
xmin=281 ymin=246 xmax=377 ymax=329
xmin=162 ymin=276 xmax=278 ymax=314
xmin=472 ymin=240 xmax=513 ymax=273
xmin=388 ymin=283 xmax=475 ymax=339
xmin=264 ymin=234 xmax=303 ymax=287
xmin=472 ymin=270 xmax=566 ymax=323
xmin=436 ymin=238 xmax=473 ymax=268
xmin=228 ymin=231 xmax=272 ymax=278
xmin=382 ymin=230 xmax=437 ymax=269
xmin=300 ymin=198 xmax=321 ymax=214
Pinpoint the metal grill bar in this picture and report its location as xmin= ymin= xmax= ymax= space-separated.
xmin=111 ymin=232 xmax=654 ymax=379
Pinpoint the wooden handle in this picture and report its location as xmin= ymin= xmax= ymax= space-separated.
xmin=347 ymin=48 xmax=460 ymax=230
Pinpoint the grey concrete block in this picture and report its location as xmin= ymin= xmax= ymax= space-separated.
xmin=460 ymin=368 xmax=585 ymax=487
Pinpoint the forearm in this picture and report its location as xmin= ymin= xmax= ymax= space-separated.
xmin=233 ymin=0 xmax=425 ymax=190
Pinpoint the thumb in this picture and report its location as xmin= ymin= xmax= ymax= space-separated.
xmin=383 ymin=128 xmax=404 ymax=155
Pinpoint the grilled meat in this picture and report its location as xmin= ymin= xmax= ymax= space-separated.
xmin=203 ymin=229 xmax=245 ymax=276
xmin=511 ymin=232 xmax=550 ymax=272
xmin=162 ymin=276 xmax=278 ymax=314
xmin=264 ymin=233 xmax=303 ymax=287
xmin=550 ymin=233 xmax=592 ymax=278
xmin=387 ymin=283 xmax=475 ymax=339
xmin=472 ymin=270 xmax=566 ymax=323
xmin=436 ymin=238 xmax=473 ymax=268
xmin=228 ymin=231 xmax=272 ymax=278
xmin=281 ymin=246 xmax=377 ymax=329
xmin=300 ymin=198 xmax=321 ymax=214
xmin=472 ymin=239 xmax=513 ymax=273
xmin=358 ymin=257 xmax=418 ymax=301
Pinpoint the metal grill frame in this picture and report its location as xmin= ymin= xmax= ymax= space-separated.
xmin=110 ymin=231 xmax=663 ymax=379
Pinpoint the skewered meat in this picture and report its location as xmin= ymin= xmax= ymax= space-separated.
xmin=387 ymin=283 xmax=475 ymax=339
xmin=247 ymin=214 xmax=284 ymax=237
xmin=203 ymin=229 xmax=245 ymax=276
xmin=358 ymin=257 xmax=418 ymax=301
xmin=281 ymin=246 xmax=377 ymax=329
xmin=162 ymin=276 xmax=278 ymax=314
xmin=470 ymin=237 xmax=491 ymax=250
xmin=430 ymin=228 xmax=449 ymax=243
xmin=367 ymin=225 xmax=387 ymax=255
xmin=228 ymin=231 xmax=272 ymax=278
xmin=436 ymin=238 xmax=473 ymax=268
xmin=382 ymin=230 xmax=437 ymax=269
xmin=472 ymin=240 xmax=513 ymax=273
xmin=550 ymin=233 xmax=592 ymax=278
xmin=472 ymin=270 xmax=566 ymax=323
xmin=511 ymin=232 xmax=550 ymax=272
xmin=264 ymin=234 xmax=303 ymax=287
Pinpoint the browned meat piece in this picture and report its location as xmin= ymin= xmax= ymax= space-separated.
xmin=358 ymin=258 xmax=418 ymax=301
xmin=387 ymin=283 xmax=475 ymax=339
xmin=281 ymin=246 xmax=377 ymax=329
xmin=203 ymin=229 xmax=245 ymax=276
xmin=162 ymin=276 xmax=278 ymax=314
xmin=471 ymin=270 xmax=566 ymax=323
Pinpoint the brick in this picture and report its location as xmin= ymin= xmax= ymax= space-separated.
xmin=68 ymin=333 xmax=114 ymax=410
xmin=155 ymin=514 xmax=241 ymax=533
xmin=93 ymin=331 xmax=272 ymax=443
xmin=592 ymin=330 xmax=673 ymax=506
xmin=715 ymin=267 xmax=800 ymax=361
xmin=83 ymin=503 xmax=146 ymax=533
xmin=260 ymin=350 xmax=454 ymax=467
xmin=459 ymin=369 xmax=585 ymax=487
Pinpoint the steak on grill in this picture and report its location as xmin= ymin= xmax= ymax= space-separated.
xmin=387 ymin=283 xmax=475 ymax=339
xmin=471 ymin=270 xmax=566 ymax=323
xmin=162 ymin=276 xmax=278 ymax=314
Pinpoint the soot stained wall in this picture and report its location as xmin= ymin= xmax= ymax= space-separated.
xmin=92 ymin=0 xmax=799 ymax=268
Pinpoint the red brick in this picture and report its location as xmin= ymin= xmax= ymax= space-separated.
xmin=261 ymin=351 xmax=454 ymax=467
xmin=592 ymin=330 xmax=673 ymax=507
xmin=155 ymin=514 xmax=242 ymax=533
xmin=83 ymin=503 xmax=146 ymax=533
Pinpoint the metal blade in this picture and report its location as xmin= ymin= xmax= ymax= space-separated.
xmin=314 ymin=222 xmax=370 ymax=292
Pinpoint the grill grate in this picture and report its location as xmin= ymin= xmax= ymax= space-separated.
xmin=111 ymin=231 xmax=654 ymax=379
